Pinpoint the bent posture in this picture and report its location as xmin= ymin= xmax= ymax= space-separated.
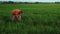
xmin=12 ymin=9 xmax=22 ymax=22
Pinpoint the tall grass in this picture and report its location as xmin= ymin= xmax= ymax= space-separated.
xmin=0 ymin=4 xmax=60 ymax=34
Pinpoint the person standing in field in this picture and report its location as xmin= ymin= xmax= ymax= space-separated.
xmin=12 ymin=9 xmax=23 ymax=22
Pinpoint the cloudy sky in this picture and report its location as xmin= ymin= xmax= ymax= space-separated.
xmin=0 ymin=0 xmax=60 ymax=2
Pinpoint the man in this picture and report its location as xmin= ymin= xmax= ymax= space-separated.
xmin=12 ymin=9 xmax=22 ymax=22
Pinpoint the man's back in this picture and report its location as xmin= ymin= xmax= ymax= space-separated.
xmin=12 ymin=9 xmax=21 ymax=15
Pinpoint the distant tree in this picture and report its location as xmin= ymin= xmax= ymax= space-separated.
xmin=24 ymin=2 xmax=28 ymax=4
xmin=35 ymin=2 xmax=39 ymax=4
xmin=2 ymin=1 xmax=14 ymax=4
xmin=2 ymin=1 xmax=8 ymax=4
xmin=19 ymin=2 xmax=23 ymax=4
xmin=7 ymin=1 xmax=14 ymax=4
xmin=55 ymin=2 xmax=60 ymax=4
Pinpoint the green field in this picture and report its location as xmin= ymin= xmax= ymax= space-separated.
xmin=0 ymin=4 xmax=60 ymax=34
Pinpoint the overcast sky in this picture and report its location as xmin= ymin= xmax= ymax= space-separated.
xmin=0 ymin=0 xmax=60 ymax=2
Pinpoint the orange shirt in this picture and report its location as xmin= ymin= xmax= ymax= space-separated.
xmin=12 ymin=9 xmax=21 ymax=15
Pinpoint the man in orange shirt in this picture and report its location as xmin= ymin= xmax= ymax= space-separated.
xmin=12 ymin=9 xmax=23 ymax=22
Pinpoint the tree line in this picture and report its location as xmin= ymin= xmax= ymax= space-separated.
xmin=0 ymin=1 xmax=60 ymax=4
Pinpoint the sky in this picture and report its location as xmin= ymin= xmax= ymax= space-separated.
xmin=0 ymin=0 xmax=60 ymax=2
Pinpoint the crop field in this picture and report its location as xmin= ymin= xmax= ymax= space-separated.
xmin=0 ymin=4 xmax=60 ymax=34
